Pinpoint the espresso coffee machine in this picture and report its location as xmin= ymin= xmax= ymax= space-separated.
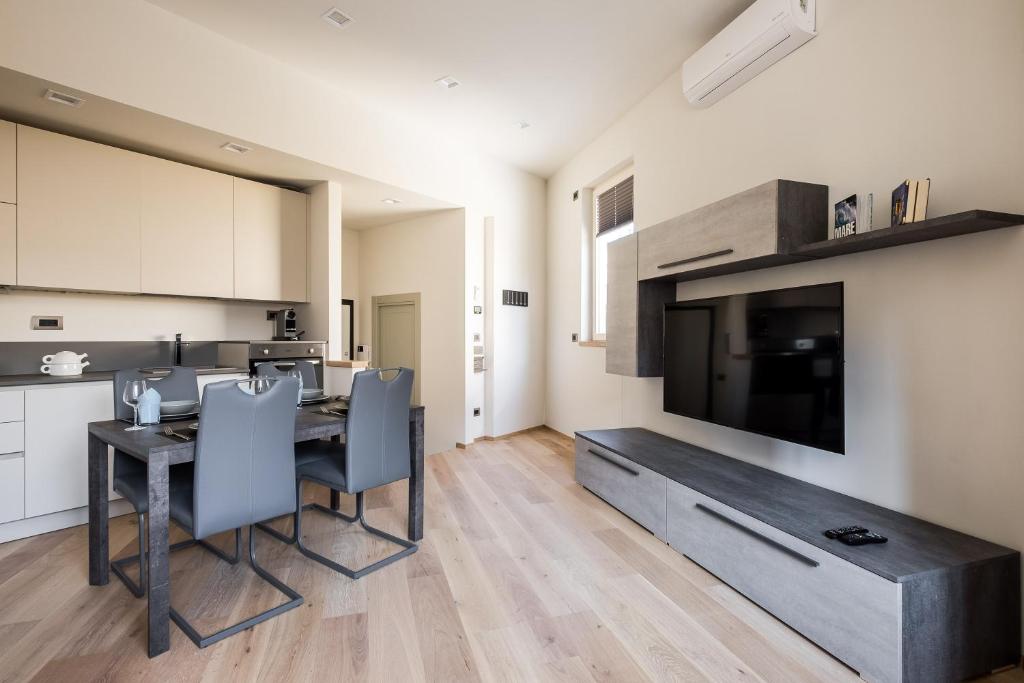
xmin=268 ymin=308 xmax=303 ymax=341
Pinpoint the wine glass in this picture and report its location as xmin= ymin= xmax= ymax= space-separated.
xmin=287 ymin=367 xmax=304 ymax=408
xmin=122 ymin=379 xmax=148 ymax=431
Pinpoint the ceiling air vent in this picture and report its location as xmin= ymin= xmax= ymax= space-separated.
xmin=43 ymin=89 xmax=84 ymax=108
xmin=321 ymin=7 xmax=353 ymax=29
xmin=220 ymin=141 xmax=252 ymax=154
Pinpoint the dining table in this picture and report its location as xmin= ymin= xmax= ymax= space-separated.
xmin=86 ymin=398 xmax=425 ymax=658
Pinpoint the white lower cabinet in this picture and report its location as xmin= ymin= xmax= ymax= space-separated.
xmin=0 ymin=455 xmax=25 ymax=523
xmin=24 ymin=383 xmax=114 ymax=518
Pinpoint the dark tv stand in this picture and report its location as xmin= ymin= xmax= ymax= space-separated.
xmin=574 ymin=428 xmax=1020 ymax=683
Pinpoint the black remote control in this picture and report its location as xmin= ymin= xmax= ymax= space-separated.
xmin=823 ymin=525 xmax=868 ymax=539
xmin=839 ymin=532 xmax=888 ymax=546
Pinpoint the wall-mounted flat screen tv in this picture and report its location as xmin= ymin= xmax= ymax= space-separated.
xmin=663 ymin=282 xmax=844 ymax=454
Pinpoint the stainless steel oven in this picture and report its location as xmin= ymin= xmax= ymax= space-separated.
xmin=217 ymin=340 xmax=327 ymax=388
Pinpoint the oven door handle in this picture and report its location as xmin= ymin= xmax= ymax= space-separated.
xmin=253 ymin=359 xmax=322 ymax=367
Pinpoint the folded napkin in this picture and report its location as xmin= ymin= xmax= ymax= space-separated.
xmin=138 ymin=387 xmax=162 ymax=425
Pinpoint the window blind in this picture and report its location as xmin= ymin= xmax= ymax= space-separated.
xmin=596 ymin=176 xmax=634 ymax=236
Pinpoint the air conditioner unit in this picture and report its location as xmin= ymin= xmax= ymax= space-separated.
xmin=682 ymin=0 xmax=816 ymax=108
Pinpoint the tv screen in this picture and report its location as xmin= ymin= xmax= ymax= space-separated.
xmin=664 ymin=282 xmax=844 ymax=453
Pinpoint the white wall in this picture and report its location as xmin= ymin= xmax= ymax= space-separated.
xmin=342 ymin=228 xmax=361 ymax=347
xmin=547 ymin=0 xmax=1024 ymax=565
xmin=358 ymin=210 xmax=466 ymax=455
xmin=0 ymin=289 xmax=271 ymax=342
xmin=297 ymin=181 xmax=342 ymax=357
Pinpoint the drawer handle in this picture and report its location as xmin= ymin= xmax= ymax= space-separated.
xmin=587 ymin=449 xmax=639 ymax=476
xmin=658 ymin=248 xmax=734 ymax=269
xmin=694 ymin=503 xmax=819 ymax=568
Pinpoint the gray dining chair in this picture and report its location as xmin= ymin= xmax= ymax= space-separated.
xmin=167 ymin=376 xmax=304 ymax=648
xmin=259 ymin=367 xmax=417 ymax=579
xmin=256 ymin=359 xmax=318 ymax=389
xmin=110 ymin=367 xmax=204 ymax=598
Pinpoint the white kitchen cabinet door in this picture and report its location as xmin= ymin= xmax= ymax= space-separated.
xmin=140 ymin=156 xmax=234 ymax=298
xmin=0 ymin=202 xmax=14 ymax=285
xmin=17 ymin=125 xmax=142 ymax=293
xmin=24 ymin=384 xmax=114 ymax=518
xmin=197 ymin=373 xmax=248 ymax=398
xmin=233 ymin=178 xmax=308 ymax=302
xmin=0 ymin=119 xmax=14 ymax=204
xmin=0 ymin=456 xmax=25 ymax=524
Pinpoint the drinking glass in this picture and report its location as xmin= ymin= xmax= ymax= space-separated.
xmin=287 ymin=367 xmax=304 ymax=408
xmin=122 ymin=379 xmax=148 ymax=431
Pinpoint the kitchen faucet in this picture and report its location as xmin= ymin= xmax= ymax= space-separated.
xmin=174 ymin=333 xmax=190 ymax=366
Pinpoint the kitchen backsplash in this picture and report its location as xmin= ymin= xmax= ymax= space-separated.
xmin=0 ymin=341 xmax=223 ymax=375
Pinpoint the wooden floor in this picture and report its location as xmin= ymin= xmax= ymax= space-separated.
xmin=0 ymin=428 xmax=1020 ymax=682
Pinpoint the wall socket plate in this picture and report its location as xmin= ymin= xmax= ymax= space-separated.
xmin=571 ymin=332 xmax=579 ymax=343
xmin=473 ymin=407 xmax=481 ymax=417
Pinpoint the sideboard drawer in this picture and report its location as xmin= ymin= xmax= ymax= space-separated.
xmin=575 ymin=437 xmax=667 ymax=540
xmin=667 ymin=481 xmax=901 ymax=683
xmin=0 ymin=390 xmax=23 ymax=423
xmin=0 ymin=454 xmax=25 ymax=523
xmin=0 ymin=421 xmax=24 ymax=455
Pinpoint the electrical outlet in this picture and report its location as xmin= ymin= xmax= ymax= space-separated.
xmin=571 ymin=332 xmax=579 ymax=343
xmin=473 ymin=407 xmax=481 ymax=417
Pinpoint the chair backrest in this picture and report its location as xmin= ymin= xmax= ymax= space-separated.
xmin=112 ymin=367 xmax=200 ymax=420
xmin=344 ymin=367 xmax=414 ymax=494
xmin=191 ymin=377 xmax=299 ymax=539
xmin=256 ymin=360 xmax=319 ymax=390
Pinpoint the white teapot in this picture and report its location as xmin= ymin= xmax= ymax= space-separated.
xmin=41 ymin=351 xmax=90 ymax=376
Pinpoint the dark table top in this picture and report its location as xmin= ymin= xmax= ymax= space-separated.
xmin=89 ymin=400 xmax=423 ymax=466
xmin=0 ymin=366 xmax=249 ymax=388
xmin=577 ymin=428 xmax=1018 ymax=583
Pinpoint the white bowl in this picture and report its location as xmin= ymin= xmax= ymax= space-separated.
xmin=40 ymin=361 xmax=88 ymax=376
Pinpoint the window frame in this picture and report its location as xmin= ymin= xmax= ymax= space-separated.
xmin=590 ymin=168 xmax=635 ymax=342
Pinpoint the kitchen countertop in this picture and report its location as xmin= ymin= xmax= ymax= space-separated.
xmin=0 ymin=366 xmax=249 ymax=388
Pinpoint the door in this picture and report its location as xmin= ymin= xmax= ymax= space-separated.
xmin=372 ymin=293 xmax=421 ymax=404
xmin=17 ymin=125 xmax=142 ymax=292
xmin=233 ymin=177 xmax=308 ymax=302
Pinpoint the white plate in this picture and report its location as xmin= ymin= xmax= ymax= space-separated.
xmin=160 ymin=400 xmax=200 ymax=416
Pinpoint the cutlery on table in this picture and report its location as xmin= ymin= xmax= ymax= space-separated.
xmin=319 ymin=407 xmax=346 ymax=417
xmin=162 ymin=425 xmax=193 ymax=441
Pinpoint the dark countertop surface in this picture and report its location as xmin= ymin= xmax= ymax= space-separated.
xmin=0 ymin=366 xmax=249 ymax=388
xmin=576 ymin=428 xmax=1019 ymax=583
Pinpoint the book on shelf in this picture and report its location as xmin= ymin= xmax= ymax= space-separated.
xmin=891 ymin=178 xmax=931 ymax=225
xmin=834 ymin=193 xmax=872 ymax=239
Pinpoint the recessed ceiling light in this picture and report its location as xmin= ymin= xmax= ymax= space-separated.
xmin=220 ymin=141 xmax=252 ymax=154
xmin=381 ymin=198 xmax=402 ymax=205
xmin=43 ymin=89 xmax=84 ymax=108
xmin=321 ymin=7 xmax=353 ymax=29
xmin=434 ymin=76 xmax=461 ymax=90
xmin=516 ymin=121 xmax=531 ymax=130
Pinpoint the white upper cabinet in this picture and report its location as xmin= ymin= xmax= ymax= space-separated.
xmin=17 ymin=126 xmax=142 ymax=293
xmin=233 ymin=177 xmax=308 ymax=302
xmin=140 ymin=156 xmax=234 ymax=298
xmin=0 ymin=120 xmax=14 ymax=204
xmin=0 ymin=203 xmax=14 ymax=286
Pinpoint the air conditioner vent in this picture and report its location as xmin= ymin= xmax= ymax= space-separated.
xmin=43 ymin=89 xmax=84 ymax=108
xmin=220 ymin=142 xmax=252 ymax=154
xmin=321 ymin=7 xmax=353 ymax=29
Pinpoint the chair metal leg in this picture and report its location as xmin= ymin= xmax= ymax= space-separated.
xmin=257 ymin=478 xmax=358 ymax=545
xmin=169 ymin=525 xmax=304 ymax=648
xmin=111 ymin=523 xmax=241 ymax=598
xmin=295 ymin=489 xmax=418 ymax=579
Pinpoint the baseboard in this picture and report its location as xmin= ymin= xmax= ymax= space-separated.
xmin=0 ymin=499 xmax=134 ymax=544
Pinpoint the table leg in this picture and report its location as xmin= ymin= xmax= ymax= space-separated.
xmin=408 ymin=409 xmax=424 ymax=541
xmin=87 ymin=433 xmax=109 ymax=586
xmin=147 ymin=451 xmax=171 ymax=658
xmin=330 ymin=434 xmax=341 ymax=511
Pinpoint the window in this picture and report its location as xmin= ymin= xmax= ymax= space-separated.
xmin=592 ymin=173 xmax=634 ymax=340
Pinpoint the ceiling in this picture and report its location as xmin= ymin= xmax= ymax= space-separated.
xmin=144 ymin=0 xmax=754 ymax=177
xmin=0 ymin=67 xmax=454 ymax=229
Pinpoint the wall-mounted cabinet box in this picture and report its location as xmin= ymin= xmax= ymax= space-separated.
xmin=17 ymin=126 xmax=143 ymax=293
xmin=139 ymin=155 xmax=234 ymax=298
xmin=606 ymin=180 xmax=827 ymax=377
xmin=233 ymin=178 xmax=308 ymax=302
xmin=0 ymin=120 xmax=15 ymax=204
xmin=606 ymin=233 xmax=675 ymax=377
xmin=0 ymin=203 xmax=15 ymax=285
xmin=637 ymin=179 xmax=827 ymax=282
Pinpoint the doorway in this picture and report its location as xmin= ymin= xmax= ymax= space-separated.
xmin=372 ymin=292 xmax=421 ymax=404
